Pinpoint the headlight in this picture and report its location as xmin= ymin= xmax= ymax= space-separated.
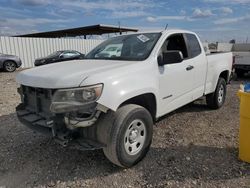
xmin=50 ymin=84 xmax=103 ymax=113
xmin=40 ymin=59 xmax=46 ymax=63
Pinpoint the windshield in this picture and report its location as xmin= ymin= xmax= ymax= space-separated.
xmin=85 ymin=33 xmax=161 ymax=61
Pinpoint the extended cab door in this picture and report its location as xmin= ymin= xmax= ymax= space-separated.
xmin=158 ymin=33 xmax=196 ymax=116
xmin=184 ymin=33 xmax=207 ymax=99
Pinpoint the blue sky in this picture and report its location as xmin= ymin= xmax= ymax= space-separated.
xmin=1 ymin=0 xmax=250 ymax=42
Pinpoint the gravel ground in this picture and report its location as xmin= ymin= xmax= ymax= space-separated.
xmin=1 ymin=71 xmax=250 ymax=188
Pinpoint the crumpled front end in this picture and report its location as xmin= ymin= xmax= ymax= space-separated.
xmin=16 ymin=85 xmax=106 ymax=149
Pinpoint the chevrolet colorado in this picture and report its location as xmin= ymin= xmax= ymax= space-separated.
xmin=16 ymin=30 xmax=233 ymax=167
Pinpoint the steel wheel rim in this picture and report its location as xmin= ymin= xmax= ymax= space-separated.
xmin=218 ymin=85 xmax=224 ymax=104
xmin=5 ymin=62 xmax=15 ymax=71
xmin=124 ymin=119 xmax=146 ymax=156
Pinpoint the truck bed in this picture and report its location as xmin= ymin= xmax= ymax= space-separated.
xmin=205 ymin=52 xmax=233 ymax=95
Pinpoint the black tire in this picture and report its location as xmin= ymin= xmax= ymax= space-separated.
xmin=235 ymin=69 xmax=245 ymax=78
xmin=206 ymin=77 xmax=227 ymax=109
xmin=97 ymin=104 xmax=153 ymax=168
xmin=3 ymin=61 xmax=16 ymax=72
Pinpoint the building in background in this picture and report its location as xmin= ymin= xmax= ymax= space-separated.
xmin=0 ymin=24 xmax=138 ymax=68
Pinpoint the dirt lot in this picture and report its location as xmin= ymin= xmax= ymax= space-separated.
xmin=0 ymin=71 xmax=250 ymax=188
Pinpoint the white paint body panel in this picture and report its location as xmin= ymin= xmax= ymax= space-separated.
xmin=16 ymin=60 xmax=132 ymax=88
xmin=16 ymin=30 xmax=232 ymax=118
xmin=205 ymin=53 xmax=232 ymax=94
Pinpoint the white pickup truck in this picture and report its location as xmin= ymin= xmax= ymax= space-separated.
xmin=16 ymin=30 xmax=233 ymax=167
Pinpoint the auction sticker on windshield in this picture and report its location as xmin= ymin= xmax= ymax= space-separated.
xmin=137 ymin=35 xmax=150 ymax=43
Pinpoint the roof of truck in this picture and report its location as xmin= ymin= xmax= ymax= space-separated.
xmin=118 ymin=29 xmax=195 ymax=36
xmin=162 ymin=29 xmax=195 ymax=34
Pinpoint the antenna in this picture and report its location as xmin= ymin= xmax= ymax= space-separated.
xmin=165 ymin=24 xmax=168 ymax=30
xmin=118 ymin=21 xmax=122 ymax=35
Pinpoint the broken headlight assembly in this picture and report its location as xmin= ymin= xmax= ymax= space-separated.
xmin=50 ymin=84 xmax=103 ymax=113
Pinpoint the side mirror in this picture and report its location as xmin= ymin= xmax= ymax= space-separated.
xmin=158 ymin=51 xmax=183 ymax=66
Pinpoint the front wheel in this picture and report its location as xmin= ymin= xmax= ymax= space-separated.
xmin=101 ymin=104 xmax=153 ymax=168
xmin=206 ymin=77 xmax=227 ymax=109
xmin=3 ymin=61 xmax=16 ymax=72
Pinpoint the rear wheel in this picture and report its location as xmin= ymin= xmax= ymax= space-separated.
xmin=3 ymin=61 xmax=16 ymax=72
xmin=206 ymin=77 xmax=227 ymax=109
xmin=99 ymin=104 xmax=153 ymax=168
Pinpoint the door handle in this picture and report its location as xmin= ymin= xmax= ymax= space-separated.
xmin=186 ymin=65 xmax=194 ymax=71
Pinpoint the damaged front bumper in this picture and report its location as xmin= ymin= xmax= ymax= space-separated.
xmin=16 ymin=85 xmax=107 ymax=150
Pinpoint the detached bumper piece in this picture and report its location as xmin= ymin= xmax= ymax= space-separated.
xmin=66 ymin=138 xmax=106 ymax=151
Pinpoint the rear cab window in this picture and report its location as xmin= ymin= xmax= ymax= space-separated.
xmin=185 ymin=33 xmax=202 ymax=58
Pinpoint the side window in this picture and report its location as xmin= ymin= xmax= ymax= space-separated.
xmin=62 ymin=51 xmax=79 ymax=57
xmin=185 ymin=34 xmax=201 ymax=58
xmin=160 ymin=34 xmax=188 ymax=59
xmin=70 ymin=51 xmax=80 ymax=56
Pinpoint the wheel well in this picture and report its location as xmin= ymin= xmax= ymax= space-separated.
xmin=119 ymin=93 xmax=157 ymax=121
xmin=219 ymin=70 xmax=229 ymax=83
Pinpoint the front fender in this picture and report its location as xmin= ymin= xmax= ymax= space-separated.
xmin=97 ymin=76 xmax=159 ymax=111
xmin=80 ymin=59 xmax=160 ymax=112
xmin=99 ymin=86 xmax=158 ymax=112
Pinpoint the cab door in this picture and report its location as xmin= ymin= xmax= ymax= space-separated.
xmin=158 ymin=33 xmax=196 ymax=116
xmin=184 ymin=33 xmax=206 ymax=99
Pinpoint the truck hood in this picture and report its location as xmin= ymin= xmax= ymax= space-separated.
xmin=16 ymin=59 xmax=131 ymax=88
